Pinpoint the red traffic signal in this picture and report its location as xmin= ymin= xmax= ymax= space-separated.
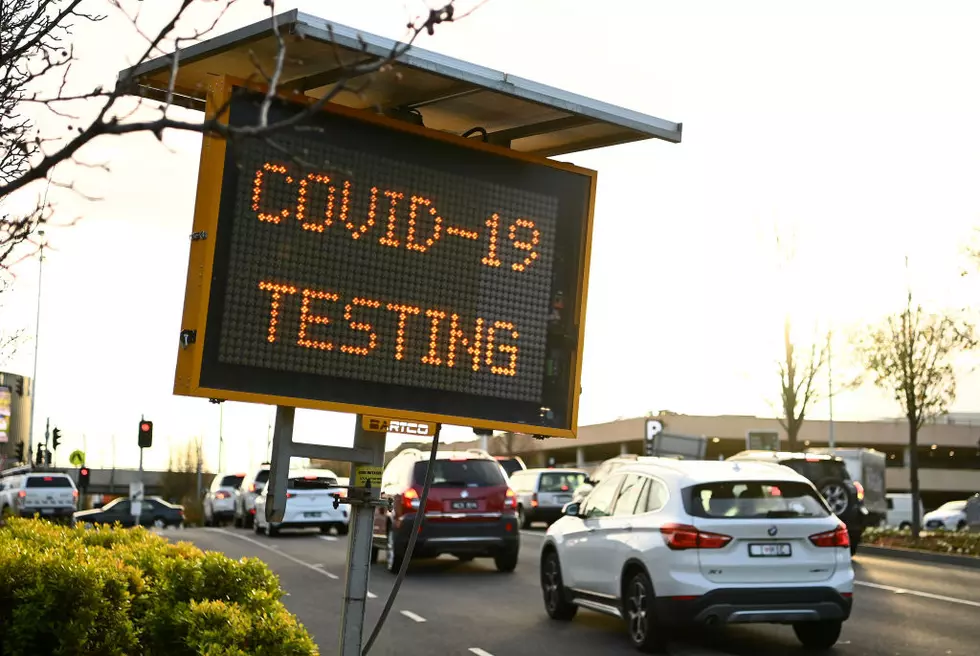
xmin=78 ymin=467 xmax=90 ymax=488
xmin=138 ymin=419 xmax=153 ymax=448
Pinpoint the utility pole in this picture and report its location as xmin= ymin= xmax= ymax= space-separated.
xmin=195 ymin=436 xmax=203 ymax=499
xmin=827 ymin=329 xmax=835 ymax=449
xmin=218 ymin=402 xmax=224 ymax=471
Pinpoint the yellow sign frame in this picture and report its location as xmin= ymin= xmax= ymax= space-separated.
xmin=172 ymin=75 xmax=597 ymax=439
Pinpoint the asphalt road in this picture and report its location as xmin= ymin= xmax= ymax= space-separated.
xmin=161 ymin=525 xmax=980 ymax=656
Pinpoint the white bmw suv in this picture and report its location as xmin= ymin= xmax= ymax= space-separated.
xmin=539 ymin=459 xmax=854 ymax=653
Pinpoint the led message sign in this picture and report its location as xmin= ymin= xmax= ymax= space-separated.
xmin=176 ymin=85 xmax=596 ymax=437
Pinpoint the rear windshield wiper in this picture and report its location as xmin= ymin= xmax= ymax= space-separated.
xmin=431 ymin=480 xmax=472 ymax=487
xmin=765 ymin=509 xmax=814 ymax=518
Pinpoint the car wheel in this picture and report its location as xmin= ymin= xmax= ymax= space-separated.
xmin=793 ymin=620 xmax=842 ymax=649
xmin=494 ymin=547 xmax=519 ymax=573
xmin=153 ymin=517 xmax=165 ymax=529
xmin=540 ymin=551 xmax=577 ymax=621
xmin=267 ymin=524 xmax=280 ymax=537
xmin=244 ymin=514 xmax=254 ymax=529
xmin=817 ymin=479 xmax=853 ymax=516
xmin=456 ymin=554 xmax=475 ymax=562
xmin=519 ymin=506 xmax=530 ymax=529
xmin=957 ymin=520 xmax=968 ymax=531
xmin=625 ymin=570 xmax=667 ymax=653
xmin=385 ymin=527 xmax=404 ymax=574
xmin=336 ymin=524 xmax=350 ymax=536
xmin=899 ymin=521 xmax=911 ymax=531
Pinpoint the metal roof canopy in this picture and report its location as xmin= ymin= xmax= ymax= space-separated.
xmin=116 ymin=10 xmax=681 ymax=157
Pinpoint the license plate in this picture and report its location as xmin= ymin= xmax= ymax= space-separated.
xmin=554 ymin=495 xmax=571 ymax=504
xmin=41 ymin=509 xmax=55 ymax=515
xmin=304 ymin=512 xmax=321 ymax=518
xmin=451 ymin=501 xmax=478 ymax=510
xmin=748 ymin=543 xmax=792 ymax=557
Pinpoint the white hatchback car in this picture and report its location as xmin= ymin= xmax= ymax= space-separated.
xmin=539 ymin=459 xmax=854 ymax=653
xmin=253 ymin=468 xmax=349 ymax=537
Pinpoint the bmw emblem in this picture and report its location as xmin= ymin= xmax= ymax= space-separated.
xmin=767 ymin=526 xmax=778 ymax=537
xmin=460 ymin=490 xmax=469 ymax=498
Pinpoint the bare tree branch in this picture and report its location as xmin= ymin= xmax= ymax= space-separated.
xmin=1 ymin=0 xmax=469 ymax=269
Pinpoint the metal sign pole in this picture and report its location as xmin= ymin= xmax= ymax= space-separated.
xmin=338 ymin=416 xmax=386 ymax=656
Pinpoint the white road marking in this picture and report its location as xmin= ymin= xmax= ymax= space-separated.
xmin=520 ymin=530 xmax=546 ymax=538
xmin=468 ymin=649 xmax=495 ymax=656
xmin=368 ymin=591 xmax=378 ymax=599
xmin=400 ymin=610 xmax=426 ymax=623
xmin=318 ymin=535 xmax=339 ymax=542
xmin=855 ymin=580 xmax=980 ymax=608
xmin=213 ymin=529 xmax=341 ymax=581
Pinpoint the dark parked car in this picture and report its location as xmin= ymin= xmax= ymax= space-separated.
xmin=727 ymin=450 xmax=869 ymax=554
xmin=73 ymin=496 xmax=185 ymax=529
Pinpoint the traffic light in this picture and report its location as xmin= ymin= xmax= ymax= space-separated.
xmin=78 ymin=467 xmax=90 ymax=490
xmin=35 ymin=443 xmax=44 ymax=466
xmin=138 ymin=420 xmax=153 ymax=448
xmin=14 ymin=377 xmax=24 ymax=396
xmin=51 ymin=427 xmax=62 ymax=451
xmin=14 ymin=442 xmax=24 ymax=462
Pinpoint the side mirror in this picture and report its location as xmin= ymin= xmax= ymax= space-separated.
xmin=563 ymin=502 xmax=581 ymax=517
xmin=583 ymin=478 xmax=596 ymax=486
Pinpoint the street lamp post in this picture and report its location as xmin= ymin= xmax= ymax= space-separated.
xmin=28 ymin=230 xmax=46 ymax=459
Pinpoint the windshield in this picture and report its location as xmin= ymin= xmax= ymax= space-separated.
xmin=539 ymin=472 xmax=585 ymax=493
xmin=26 ymin=476 xmax=73 ymax=488
xmin=938 ymin=501 xmax=967 ymax=512
xmin=288 ymin=475 xmax=338 ymax=490
xmin=413 ymin=459 xmax=506 ymax=487
xmin=254 ymin=470 xmax=270 ymax=485
xmin=497 ymin=459 xmax=524 ymax=476
xmin=686 ymin=481 xmax=831 ymax=519
xmin=219 ymin=474 xmax=245 ymax=489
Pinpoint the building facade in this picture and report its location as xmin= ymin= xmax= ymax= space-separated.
xmin=0 ymin=371 xmax=32 ymax=466
xmin=450 ymin=413 xmax=980 ymax=509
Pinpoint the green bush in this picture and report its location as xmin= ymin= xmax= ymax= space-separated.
xmin=0 ymin=518 xmax=318 ymax=656
xmin=863 ymin=526 xmax=980 ymax=557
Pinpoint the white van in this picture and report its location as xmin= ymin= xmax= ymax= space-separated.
xmin=885 ymin=493 xmax=924 ymax=529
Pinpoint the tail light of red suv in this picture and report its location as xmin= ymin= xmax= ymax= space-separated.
xmin=505 ymin=488 xmax=518 ymax=512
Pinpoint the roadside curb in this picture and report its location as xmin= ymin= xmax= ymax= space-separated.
xmin=859 ymin=544 xmax=980 ymax=570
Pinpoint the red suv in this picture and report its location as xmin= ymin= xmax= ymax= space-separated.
xmin=372 ymin=448 xmax=520 ymax=573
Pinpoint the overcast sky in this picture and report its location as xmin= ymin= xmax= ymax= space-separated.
xmin=3 ymin=0 xmax=980 ymax=473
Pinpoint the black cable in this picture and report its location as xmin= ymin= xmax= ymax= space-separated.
xmin=362 ymin=425 xmax=441 ymax=655
xmin=461 ymin=126 xmax=488 ymax=141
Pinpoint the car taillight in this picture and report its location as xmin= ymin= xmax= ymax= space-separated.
xmin=72 ymin=490 xmax=79 ymax=499
xmin=286 ymin=492 xmax=296 ymax=499
xmin=403 ymin=488 xmax=420 ymax=511
xmin=505 ymin=488 xmax=518 ymax=510
xmin=249 ymin=483 xmax=256 ymax=493
xmin=215 ymin=491 xmax=229 ymax=499
xmin=16 ymin=490 xmax=26 ymax=504
xmin=853 ymin=481 xmax=865 ymax=501
xmin=531 ymin=492 xmax=538 ymax=508
xmin=809 ymin=525 xmax=850 ymax=548
xmin=336 ymin=488 xmax=347 ymax=497
xmin=660 ymin=523 xmax=732 ymax=550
